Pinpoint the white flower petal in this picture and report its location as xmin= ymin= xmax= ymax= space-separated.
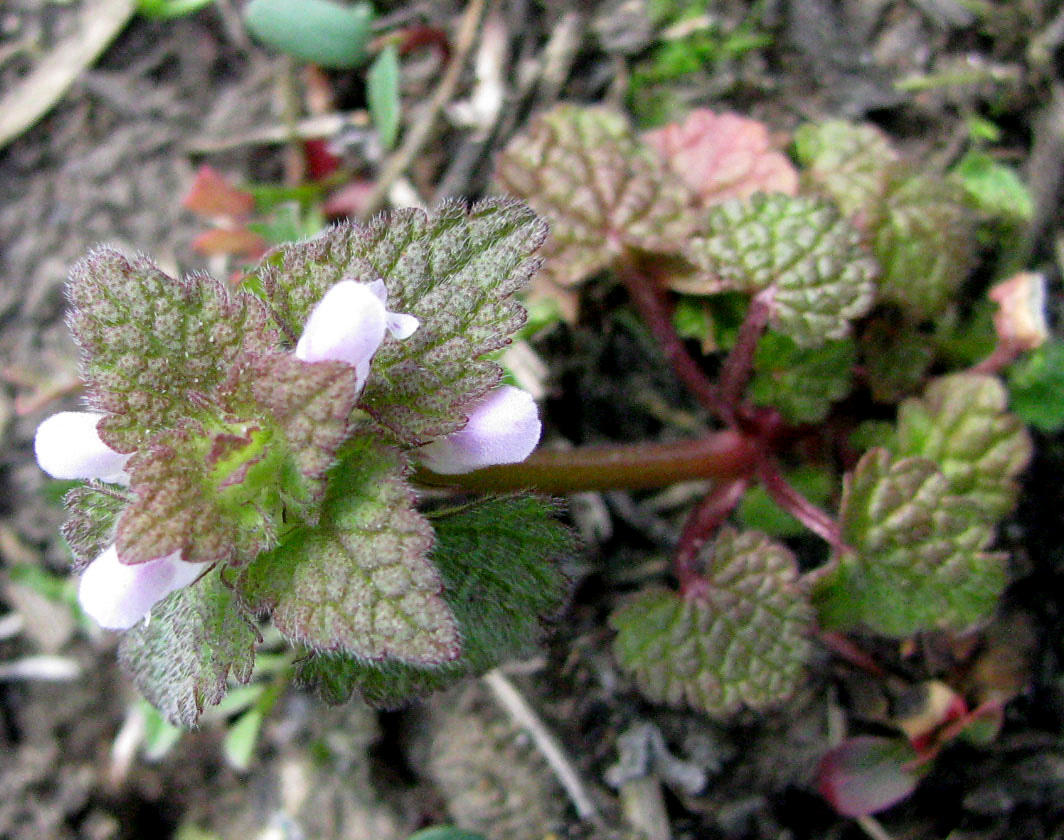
xmin=386 ymin=311 xmax=420 ymax=340
xmin=78 ymin=546 xmax=205 ymax=630
xmin=418 ymin=385 xmax=541 ymax=474
xmin=295 ymin=280 xmax=388 ymax=379
xmin=34 ymin=411 xmax=131 ymax=483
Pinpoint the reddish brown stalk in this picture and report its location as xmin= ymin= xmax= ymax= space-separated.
xmin=674 ymin=477 xmax=750 ymax=597
xmin=756 ymin=455 xmax=846 ymax=551
xmin=416 ymin=430 xmax=759 ymax=494
xmin=718 ymin=287 xmax=774 ymax=415
xmin=614 ymin=257 xmax=725 ymax=421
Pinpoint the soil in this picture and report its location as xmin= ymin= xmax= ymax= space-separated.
xmin=3 ymin=2 xmax=1064 ymax=839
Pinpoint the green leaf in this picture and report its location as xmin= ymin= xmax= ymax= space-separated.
xmin=749 ymin=332 xmax=856 ymax=423
xmin=611 ymin=528 xmax=813 ymax=717
xmin=866 ymin=170 xmax=977 ymax=318
xmin=238 ymin=434 xmax=458 ymax=665
xmin=119 ymin=566 xmax=259 ymax=727
xmin=116 ymin=421 xmax=280 ymax=566
xmin=253 ymin=199 xmax=546 ymax=443
xmin=367 ymin=44 xmax=401 ymax=151
xmin=139 ymin=699 xmax=183 ymax=760
xmin=61 ymin=483 xmax=131 ymax=570
xmin=136 ymin=0 xmax=214 ymax=19
xmin=297 ymin=495 xmax=573 ymax=707
xmin=952 ymin=151 xmax=1034 ymax=223
xmin=67 ymin=248 xmax=277 ymax=451
xmin=408 ymin=829 xmax=489 ymax=840
xmin=223 ymin=707 xmax=264 ymax=771
xmin=495 ymin=104 xmax=696 ymax=287
xmin=248 ymin=353 xmax=362 ymax=512
xmin=893 ymin=373 xmax=1032 ymax=520
xmin=244 ymin=0 xmax=374 ymax=69
xmin=685 ymin=194 xmax=877 ymax=347
xmin=1008 ymin=340 xmax=1064 ymax=431
xmin=793 ymin=120 xmax=899 ymax=218
xmin=815 ymin=448 xmax=1005 ymax=637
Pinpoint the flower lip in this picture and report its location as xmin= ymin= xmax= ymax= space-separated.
xmin=78 ymin=545 xmax=206 ymax=630
xmin=295 ymin=279 xmax=419 ymax=386
xmin=34 ymin=411 xmax=132 ymax=484
xmin=418 ymin=384 xmax=541 ymax=474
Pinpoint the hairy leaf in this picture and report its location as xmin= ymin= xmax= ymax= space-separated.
xmin=119 ymin=566 xmax=259 ymax=727
xmin=1008 ymin=340 xmax=1064 ymax=432
xmin=644 ymin=109 xmax=798 ymax=207
xmin=749 ymin=333 xmax=856 ymax=423
xmin=61 ymin=483 xmax=131 ymax=571
xmin=298 ymin=495 xmax=574 ymax=706
xmin=612 ymin=528 xmax=813 ymax=717
xmin=893 ymin=373 xmax=1032 ymax=519
xmin=866 ymin=171 xmax=977 ymax=318
xmin=684 ymin=194 xmax=877 ymax=346
xmin=67 ymin=248 xmax=277 ymax=451
xmin=816 ymin=448 xmax=1005 ymax=637
xmin=495 ymin=104 xmax=695 ymax=287
xmin=248 ymin=353 xmax=361 ymax=511
xmin=254 ymin=199 xmax=545 ymax=443
xmin=794 ymin=121 xmax=899 ymax=217
xmin=238 ymin=434 xmax=458 ymax=665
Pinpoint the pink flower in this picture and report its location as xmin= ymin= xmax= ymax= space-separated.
xmin=295 ymin=279 xmax=419 ymax=388
xmin=78 ymin=545 xmax=205 ymax=630
xmin=34 ymin=411 xmax=131 ymax=484
xmin=419 ymin=384 xmax=541 ymax=474
xmin=989 ymin=271 xmax=1049 ymax=353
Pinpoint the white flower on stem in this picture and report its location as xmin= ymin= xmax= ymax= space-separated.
xmin=419 ymin=384 xmax=541 ymax=474
xmin=78 ymin=545 xmax=205 ymax=630
xmin=34 ymin=411 xmax=132 ymax=484
xmin=295 ymin=279 xmax=419 ymax=388
xmin=989 ymin=271 xmax=1049 ymax=353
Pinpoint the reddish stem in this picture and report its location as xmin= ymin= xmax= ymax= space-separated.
xmin=416 ymin=430 xmax=759 ymax=494
xmin=817 ymin=630 xmax=887 ymax=678
xmin=674 ymin=477 xmax=750 ymax=597
xmin=756 ymin=455 xmax=846 ymax=551
xmin=614 ymin=256 xmax=725 ymax=421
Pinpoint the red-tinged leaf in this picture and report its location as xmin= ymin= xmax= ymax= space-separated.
xmin=182 ymin=165 xmax=256 ymax=219
xmin=644 ymin=109 xmax=799 ymax=208
xmin=817 ymin=736 xmax=921 ymax=817
xmin=305 ymin=138 xmax=342 ymax=181
xmin=191 ymin=227 xmax=269 ymax=259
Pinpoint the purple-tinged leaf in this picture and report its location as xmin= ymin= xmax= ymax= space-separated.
xmin=817 ymin=736 xmax=920 ymax=817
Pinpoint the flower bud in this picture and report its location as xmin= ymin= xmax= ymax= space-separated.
xmin=34 ymin=411 xmax=131 ymax=484
xmin=295 ymin=279 xmax=419 ymax=387
xmin=78 ymin=545 xmax=205 ymax=630
xmin=419 ymin=384 xmax=541 ymax=474
xmin=989 ymin=271 xmax=1049 ymax=353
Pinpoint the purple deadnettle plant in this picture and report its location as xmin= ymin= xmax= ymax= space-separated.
xmin=37 ymin=200 xmax=575 ymax=726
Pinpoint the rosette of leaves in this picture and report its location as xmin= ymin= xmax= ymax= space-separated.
xmin=494 ymin=104 xmax=696 ymax=287
xmin=611 ymin=528 xmax=813 ymax=717
xmin=60 ymin=199 xmax=574 ymax=725
xmin=683 ymin=193 xmax=877 ymax=347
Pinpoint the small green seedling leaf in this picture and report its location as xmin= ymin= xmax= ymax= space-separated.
xmin=139 ymin=699 xmax=184 ymax=760
xmin=612 ymin=528 xmax=813 ymax=717
xmin=495 ymin=104 xmax=695 ymax=287
xmin=238 ymin=434 xmax=458 ymax=665
xmin=297 ymin=495 xmax=573 ymax=706
xmin=136 ymin=0 xmax=214 ymax=19
xmin=952 ymin=151 xmax=1034 ymax=223
xmin=685 ymin=193 xmax=877 ymax=346
xmin=368 ymin=44 xmax=401 ymax=151
xmin=253 ymin=199 xmax=545 ymax=443
xmin=244 ymin=0 xmax=374 ymax=69
xmin=893 ymin=373 xmax=1033 ymax=520
xmin=1007 ymin=340 xmax=1064 ymax=432
xmin=816 ymin=448 xmax=1005 ymax=638
xmin=408 ymin=829 xmax=489 ymax=840
xmin=749 ymin=333 xmax=856 ymax=423
xmin=119 ymin=567 xmax=259 ymax=727
xmin=223 ymin=706 xmax=265 ymax=771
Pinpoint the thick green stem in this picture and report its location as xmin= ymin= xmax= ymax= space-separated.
xmin=415 ymin=430 xmax=759 ymax=494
